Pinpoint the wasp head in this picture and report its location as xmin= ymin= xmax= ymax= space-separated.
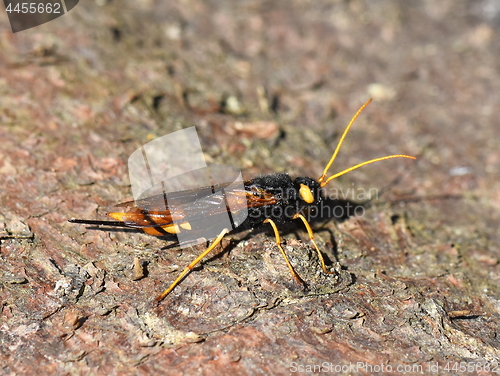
xmin=294 ymin=177 xmax=323 ymax=206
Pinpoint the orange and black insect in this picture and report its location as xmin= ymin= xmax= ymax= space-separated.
xmin=69 ymin=99 xmax=416 ymax=302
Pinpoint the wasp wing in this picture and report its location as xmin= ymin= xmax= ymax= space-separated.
xmin=108 ymin=181 xmax=278 ymax=232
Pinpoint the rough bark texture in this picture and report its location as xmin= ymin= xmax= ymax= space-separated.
xmin=1 ymin=1 xmax=500 ymax=375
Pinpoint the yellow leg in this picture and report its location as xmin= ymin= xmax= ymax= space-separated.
xmin=293 ymin=213 xmax=337 ymax=275
xmin=264 ymin=218 xmax=304 ymax=285
xmin=155 ymin=228 xmax=230 ymax=302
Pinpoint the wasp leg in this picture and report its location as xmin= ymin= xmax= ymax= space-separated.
xmin=292 ymin=213 xmax=338 ymax=275
xmin=155 ymin=228 xmax=230 ymax=302
xmin=263 ymin=218 xmax=304 ymax=286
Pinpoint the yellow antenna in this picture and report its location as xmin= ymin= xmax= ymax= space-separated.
xmin=318 ymin=99 xmax=416 ymax=188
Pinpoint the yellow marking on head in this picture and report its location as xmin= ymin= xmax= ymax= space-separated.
xmin=299 ymin=184 xmax=315 ymax=204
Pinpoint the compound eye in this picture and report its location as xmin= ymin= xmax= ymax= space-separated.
xmin=299 ymin=184 xmax=315 ymax=204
